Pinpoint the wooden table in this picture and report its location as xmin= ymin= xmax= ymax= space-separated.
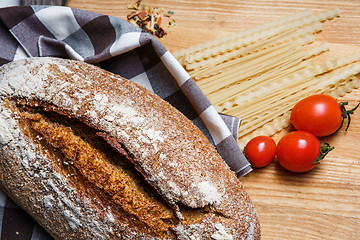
xmin=67 ymin=1 xmax=360 ymax=239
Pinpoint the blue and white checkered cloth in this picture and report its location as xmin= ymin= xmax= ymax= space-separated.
xmin=0 ymin=5 xmax=251 ymax=239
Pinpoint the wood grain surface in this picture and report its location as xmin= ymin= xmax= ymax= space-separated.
xmin=67 ymin=1 xmax=360 ymax=239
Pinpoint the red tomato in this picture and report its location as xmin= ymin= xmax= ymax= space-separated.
xmin=245 ymin=136 xmax=276 ymax=168
xmin=276 ymin=131 xmax=332 ymax=173
xmin=290 ymin=94 xmax=343 ymax=137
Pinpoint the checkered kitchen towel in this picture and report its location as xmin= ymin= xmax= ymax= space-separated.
xmin=0 ymin=5 xmax=252 ymax=239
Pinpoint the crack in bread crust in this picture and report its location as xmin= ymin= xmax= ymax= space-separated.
xmin=18 ymin=106 xmax=177 ymax=236
xmin=16 ymin=102 xmax=236 ymax=237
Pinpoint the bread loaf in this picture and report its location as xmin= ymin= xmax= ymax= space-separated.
xmin=0 ymin=57 xmax=260 ymax=239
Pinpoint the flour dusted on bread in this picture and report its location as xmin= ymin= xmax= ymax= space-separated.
xmin=0 ymin=57 xmax=260 ymax=239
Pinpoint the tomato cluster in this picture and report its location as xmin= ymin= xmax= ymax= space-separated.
xmin=244 ymin=94 xmax=359 ymax=173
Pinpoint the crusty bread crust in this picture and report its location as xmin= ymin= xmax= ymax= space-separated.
xmin=0 ymin=57 xmax=260 ymax=239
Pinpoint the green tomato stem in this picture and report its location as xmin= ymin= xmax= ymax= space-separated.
xmin=313 ymin=143 xmax=334 ymax=165
xmin=338 ymin=101 xmax=360 ymax=132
